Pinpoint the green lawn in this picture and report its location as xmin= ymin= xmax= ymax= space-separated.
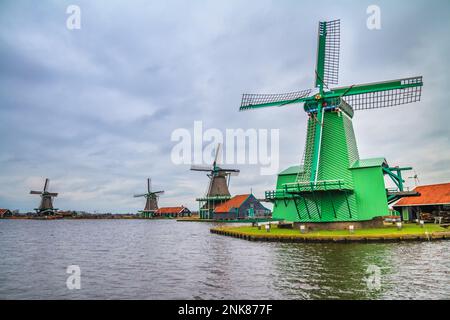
xmin=223 ymin=223 xmax=448 ymax=238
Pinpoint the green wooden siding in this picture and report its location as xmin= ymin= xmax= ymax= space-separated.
xmin=270 ymin=110 xmax=389 ymax=223
xmin=352 ymin=166 xmax=389 ymax=219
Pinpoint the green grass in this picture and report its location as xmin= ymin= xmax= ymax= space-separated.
xmin=222 ymin=223 xmax=448 ymax=238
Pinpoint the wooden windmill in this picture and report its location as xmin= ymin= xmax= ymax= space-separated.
xmin=191 ymin=143 xmax=240 ymax=219
xmin=134 ymin=178 xmax=164 ymax=218
xmin=30 ymin=178 xmax=58 ymax=215
xmin=240 ymin=20 xmax=422 ymax=223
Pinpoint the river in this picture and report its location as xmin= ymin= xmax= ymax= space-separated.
xmin=0 ymin=219 xmax=448 ymax=299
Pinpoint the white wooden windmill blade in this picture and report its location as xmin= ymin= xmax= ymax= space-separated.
xmin=30 ymin=191 xmax=43 ymax=195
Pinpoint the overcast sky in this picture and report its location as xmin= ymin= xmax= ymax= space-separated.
xmin=0 ymin=0 xmax=449 ymax=212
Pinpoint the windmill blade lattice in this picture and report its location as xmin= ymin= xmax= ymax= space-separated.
xmin=339 ymin=76 xmax=423 ymax=110
xmin=217 ymin=168 xmax=240 ymax=172
xmin=214 ymin=143 xmax=223 ymax=165
xmin=134 ymin=193 xmax=147 ymax=198
xmin=190 ymin=165 xmax=213 ymax=171
xmin=44 ymin=178 xmax=49 ymax=192
xmin=240 ymin=89 xmax=312 ymax=110
xmin=315 ymin=19 xmax=340 ymax=88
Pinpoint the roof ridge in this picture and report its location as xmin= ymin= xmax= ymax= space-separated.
xmin=395 ymin=182 xmax=450 ymax=206
xmin=214 ymin=194 xmax=251 ymax=213
xmin=415 ymin=182 xmax=450 ymax=188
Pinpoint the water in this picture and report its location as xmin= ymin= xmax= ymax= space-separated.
xmin=0 ymin=219 xmax=448 ymax=300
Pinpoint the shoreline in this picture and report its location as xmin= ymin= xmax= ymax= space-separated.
xmin=176 ymin=217 xmax=277 ymax=223
xmin=210 ymin=224 xmax=450 ymax=243
xmin=0 ymin=216 xmax=172 ymax=220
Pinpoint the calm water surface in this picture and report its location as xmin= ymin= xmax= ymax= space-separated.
xmin=0 ymin=219 xmax=448 ymax=299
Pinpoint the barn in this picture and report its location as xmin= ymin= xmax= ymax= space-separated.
xmin=154 ymin=206 xmax=191 ymax=218
xmin=0 ymin=209 xmax=13 ymax=218
xmin=213 ymin=194 xmax=271 ymax=220
xmin=393 ymin=183 xmax=450 ymax=223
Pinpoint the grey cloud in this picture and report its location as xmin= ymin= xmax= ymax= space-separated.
xmin=0 ymin=0 xmax=449 ymax=212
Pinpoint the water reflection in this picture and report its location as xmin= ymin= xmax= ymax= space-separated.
xmin=0 ymin=220 xmax=448 ymax=299
xmin=270 ymin=243 xmax=394 ymax=299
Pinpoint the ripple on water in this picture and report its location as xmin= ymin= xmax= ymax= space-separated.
xmin=0 ymin=219 xmax=448 ymax=299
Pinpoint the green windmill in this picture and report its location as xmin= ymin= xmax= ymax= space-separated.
xmin=240 ymin=20 xmax=423 ymax=224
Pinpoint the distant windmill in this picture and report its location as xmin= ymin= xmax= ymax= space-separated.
xmin=134 ymin=178 xmax=164 ymax=218
xmin=30 ymin=178 xmax=58 ymax=215
xmin=191 ymin=143 xmax=240 ymax=219
xmin=408 ymin=171 xmax=420 ymax=186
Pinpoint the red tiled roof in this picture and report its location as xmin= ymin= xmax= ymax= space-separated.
xmin=0 ymin=209 xmax=11 ymax=216
xmin=394 ymin=183 xmax=450 ymax=206
xmin=155 ymin=206 xmax=187 ymax=214
xmin=214 ymin=194 xmax=250 ymax=213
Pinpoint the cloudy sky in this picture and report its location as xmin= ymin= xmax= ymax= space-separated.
xmin=0 ymin=0 xmax=449 ymax=212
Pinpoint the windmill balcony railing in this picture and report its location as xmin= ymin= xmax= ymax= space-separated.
xmin=265 ymin=190 xmax=292 ymax=201
xmin=386 ymin=187 xmax=411 ymax=193
xmin=283 ymin=179 xmax=352 ymax=193
xmin=265 ymin=179 xmax=351 ymax=201
xmin=195 ymin=195 xmax=232 ymax=202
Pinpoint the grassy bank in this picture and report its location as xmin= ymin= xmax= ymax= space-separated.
xmin=176 ymin=217 xmax=278 ymax=223
xmin=211 ymin=223 xmax=450 ymax=242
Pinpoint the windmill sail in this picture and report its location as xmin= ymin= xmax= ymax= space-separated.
xmin=315 ymin=19 xmax=340 ymax=88
xmin=333 ymin=76 xmax=423 ymax=110
xmin=240 ymin=89 xmax=312 ymax=110
xmin=43 ymin=178 xmax=49 ymax=192
xmin=190 ymin=165 xmax=213 ymax=171
xmin=133 ymin=193 xmax=147 ymax=198
xmin=213 ymin=143 xmax=222 ymax=166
